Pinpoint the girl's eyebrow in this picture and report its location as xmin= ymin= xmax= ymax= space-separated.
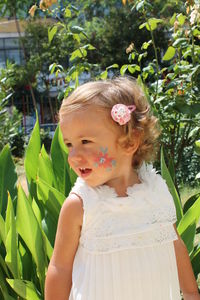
xmin=63 ymin=135 xmax=95 ymax=142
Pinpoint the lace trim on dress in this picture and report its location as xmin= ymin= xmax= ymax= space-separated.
xmin=79 ymin=223 xmax=178 ymax=254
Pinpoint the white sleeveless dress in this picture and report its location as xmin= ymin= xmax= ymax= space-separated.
xmin=68 ymin=163 xmax=181 ymax=300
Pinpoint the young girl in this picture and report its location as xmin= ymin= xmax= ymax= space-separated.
xmin=45 ymin=77 xmax=199 ymax=300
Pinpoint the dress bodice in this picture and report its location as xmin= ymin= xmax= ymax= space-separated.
xmin=70 ymin=163 xmax=178 ymax=254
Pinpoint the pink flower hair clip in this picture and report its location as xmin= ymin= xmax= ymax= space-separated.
xmin=111 ymin=104 xmax=136 ymax=125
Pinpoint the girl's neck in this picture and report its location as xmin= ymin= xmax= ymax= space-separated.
xmin=105 ymin=167 xmax=141 ymax=197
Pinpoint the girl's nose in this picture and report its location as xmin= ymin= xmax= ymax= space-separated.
xmin=68 ymin=148 xmax=84 ymax=162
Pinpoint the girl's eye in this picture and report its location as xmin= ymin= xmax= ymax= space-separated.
xmin=82 ymin=140 xmax=91 ymax=145
xmin=66 ymin=143 xmax=72 ymax=148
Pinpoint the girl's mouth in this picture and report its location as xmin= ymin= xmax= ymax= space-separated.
xmin=79 ymin=168 xmax=92 ymax=177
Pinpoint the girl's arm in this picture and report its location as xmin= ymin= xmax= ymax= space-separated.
xmin=45 ymin=194 xmax=83 ymax=300
xmin=173 ymin=225 xmax=200 ymax=300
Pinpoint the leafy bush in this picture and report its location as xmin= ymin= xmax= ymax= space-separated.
xmin=0 ymin=64 xmax=24 ymax=155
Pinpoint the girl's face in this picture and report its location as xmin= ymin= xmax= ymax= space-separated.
xmin=60 ymin=106 xmax=132 ymax=188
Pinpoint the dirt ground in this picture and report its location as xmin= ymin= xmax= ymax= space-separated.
xmin=15 ymin=159 xmax=28 ymax=195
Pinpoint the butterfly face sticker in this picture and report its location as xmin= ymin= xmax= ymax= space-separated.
xmin=94 ymin=147 xmax=116 ymax=171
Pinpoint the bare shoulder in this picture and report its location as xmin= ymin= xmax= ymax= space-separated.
xmin=59 ymin=193 xmax=83 ymax=227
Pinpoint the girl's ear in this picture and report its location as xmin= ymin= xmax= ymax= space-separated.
xmin=124 ymin=129 xmax=143 ymax=155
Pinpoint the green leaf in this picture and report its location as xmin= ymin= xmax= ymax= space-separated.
xmin=5 ymin=193 xmax=20 ymax=278
xmin=49 ymin=63 xmax=56 ymax=74
xmin=173 ymin=38 xmax=188 ymax=47
xmin=107 ymin=64 xmax=119 ymax=70
xmin=161 ymin=147 xmax=183 ymax=224
xmin=0 ymin=267 xmax=14 ymax=299
xmin=16 ymin=186 xmax=46 ymax=290
xmin=140 ymin=18 xmax=163 ymax=31
xmin=139 ymin=22 xmax=147 ymax=30
xmin=7 ymin=279 xmax=41 ymax=300
xmin=0 ymin=214 xmax=5 ymax=245
xmin=37 ymin=177 xmax=65 ymax=223
xmin=120 ymin=65 xmax=128 ymax=75
xmin=70 ymin=26 xmax=88 ymax=38
xmin=191 ymin=247 xmax=200 ymax=278
xmin=177 ymin=196 xmax=200 ymax=254
xmin=38 ymin=145 xmax=58 ymax=188
xmin=51 ymin=126 xmax=72 ymax=196
xmin=70 ymin=48 xmax=87 ymax=61
xmin=170 ymin=13 xmax=176 ymax=25
xmin=147 ymin=18 xmax=163 ymax=31
xmin=194 ymin=140 xmax=200 ymax=156
xmin=141 ymin=40 xmax=152 ymax=50
xmin=32 ymin=199 xmax=53 ymax=260
xmin=65 ymin=7 xmax=71 ymax=18
xmin=193 ymin=28 xmax=200 ymax=36
xmin=177 ymin=13 xmax=186 ymax=25
xmin=162 ymin=46 xmax=176 ymax=61
xmin=48 ymin=26 xmax=57 ymax=43
xmin=195 ymin=172 xmax=200 ymax=180
xmin=24 ymin=113 xmax=41 ymax=184
xmin=0 ymin=144 xmax=17 ymax=216
xmin=100 ymin=70 xmax=108 ymax=79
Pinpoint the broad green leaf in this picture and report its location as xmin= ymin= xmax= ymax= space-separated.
xmin=147 ymin=18 xmax=163 ymax=31
xmin=0 ymin=145 xmax=17 ymax=216
xmin=128 ymin=65 xmax=136 ymax=74
xmin=120 ymin=65 xmax=128 ymax=75
xmin=195 ymin=172 xmax=200 ymax=180
xmin=49 ymin=63 xmax=56 ymax=74
xmin=5 ymin=193 xmax=20 ymax=278
xmin=38 ymin=145 xmax=58 ymax=188
xmin=162 ymin=46 xmax=176 ymax=61
xmin=82 ymin=44 xmax=96 ymax=50
xmin=188 ymin=127 xmax=199 ymax=139
xmin=100 ymin=70 xmax=108 ymax=79
xmin=7 ymin=279 xmax=41 ymax=300
xmin=173 ymin=38 xmax=188 ymax=47
xmin=141 ymin=40 xmax=152 ymax=50
xmin=37 ymin=177 xmax=65 ymax=223
xmin=107 ymin=64 xmax=119 ymax=70
xmin=70 ymin=25 xmax=88 ymax=38
xmin=139 ymin=22 xmax=147 ymax=30
xmin=24 ymin=114 xmax=41 ymax=184
xmin=70 ymin=49 xmax=86 ymax=61
xmin=0 ymin=267 xmax=10 ymax=298
xmin=195 ymin=140 xmax=200 ymax=156
xmin=48 ymin=26 xmax=57 ymax=43
xmin=0 ymin=253 xmax=9 ymax=277
xmin=140 ymin=18 xmax=163 ymax=31
xmin=170 ymin=13 xmax=176 ymax=25
xmin=183 ymin=194 xmax=200 ymax=214
xmin=51 ymin=126 xmax=71 ymax=196
xmin=32 ymin=198 xmax=53 ymax=260
xmin=161 ymin=148 xmax=183 ymax=224
xmin=191 ymin=247 xmax=200 ymax=278
xmin=65 ymin=7 xmax=71 ymax=17
xmin=16 ymin=186 xmax=46 ymax=290
xmin=136 ymin=1 xmax=144 ymax=11
xmin=193 ymin=28 xmax=200 ymax=36
xmin=177 ymin=13 xmax=186 ymax=25
xmin=0 ymin=214 xmax=5 ymax=244
xmin=18 ymin=241 xmax=33 ymax=282
xmin=177 ymin=196 xmax=200 ymax=254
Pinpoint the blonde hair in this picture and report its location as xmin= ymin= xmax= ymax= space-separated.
xmin=59 ymin=76 xmax=161 ymax=168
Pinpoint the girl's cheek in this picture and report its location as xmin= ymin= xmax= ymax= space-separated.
xmin=93 ymin=146 xmax=116 ymax=171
